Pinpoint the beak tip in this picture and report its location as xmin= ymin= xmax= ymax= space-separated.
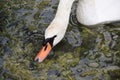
xmin=34 ymin=57 xmax=43 ymax=63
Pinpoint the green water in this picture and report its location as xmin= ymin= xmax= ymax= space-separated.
xmin=0 ymin=0 xmax=120 ymax=80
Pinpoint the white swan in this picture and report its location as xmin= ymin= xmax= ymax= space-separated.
xmin=35 ymin=0 xmax=120 ymax=62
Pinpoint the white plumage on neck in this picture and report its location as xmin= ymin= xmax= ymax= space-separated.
xmin=45 ymin=0 xmax=75 ymax=46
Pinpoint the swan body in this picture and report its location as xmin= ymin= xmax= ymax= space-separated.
xmin=77 ymin=0 xmax=120 ymax=25
xmin=35 ymin=0 xmax=120 ymax=62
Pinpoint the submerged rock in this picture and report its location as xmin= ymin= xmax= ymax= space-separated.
xmin=0 ymin=58 xmax=4 ymax=68
xmin=0 ymin=37 xmax=9 ymax=46
xmin=47 ymin=69 xmax=60 ymax=77
xmin=88 ymin=62 xmax=99 ymax=68
xmin=66 ymin=28 xmax=82 ymax=47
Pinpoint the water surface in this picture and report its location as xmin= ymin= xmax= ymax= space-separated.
xmin=0 ymin=0 xmax=120 ymax=80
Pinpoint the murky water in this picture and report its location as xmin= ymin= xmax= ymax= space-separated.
xmin=0 ymin=0 xmax=120 ymax=80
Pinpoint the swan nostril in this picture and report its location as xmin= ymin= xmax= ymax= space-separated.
xmin=44 ymin=45 xmax=48 ymax=51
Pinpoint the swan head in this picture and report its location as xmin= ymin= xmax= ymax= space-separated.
xmin=34 ymin=22 xmax=67 ymax=63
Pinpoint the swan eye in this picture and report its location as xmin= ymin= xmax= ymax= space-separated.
xmin=42 ymin=35 xmax=57 ymax=47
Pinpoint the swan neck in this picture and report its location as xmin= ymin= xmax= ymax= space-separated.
xmin=54 ymin=0 xmax=75 ymax=28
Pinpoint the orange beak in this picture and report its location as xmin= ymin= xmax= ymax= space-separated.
xmin=34 ymin=42 xmax=52 ymax=63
